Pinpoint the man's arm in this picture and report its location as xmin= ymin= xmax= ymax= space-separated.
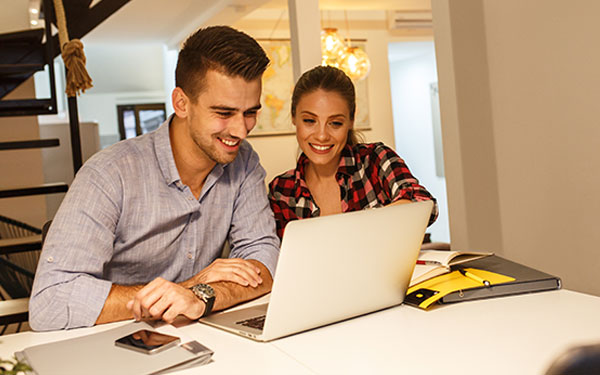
xmin=97 ymin=256 xmax=268 ymax=324
xmin=126 ymin=259 xmax=272 ymax=323
xmin=29 ymin=164 xmax=121 ymax=331
xmin=209 ymin=259 xmax=273 ymax=311
xmin=226 ymin=144 xmax=280 ymax=278
xmin=95 ymin=284 xmax=142 ymax=324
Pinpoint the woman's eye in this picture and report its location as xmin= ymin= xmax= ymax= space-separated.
xmin=330 ymin=121 xmax=344 ymax=127
xmin=302 ymin=118 xmax=316 ymax=124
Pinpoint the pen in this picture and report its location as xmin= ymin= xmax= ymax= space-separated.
xmin=458 ymin=268 xmax=491 ymax=287
xmin=416 ymin=260 xmax=443 ymax=266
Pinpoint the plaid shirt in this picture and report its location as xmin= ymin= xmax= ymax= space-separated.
xmin=268 ymin=142 xmax=438 ymax=239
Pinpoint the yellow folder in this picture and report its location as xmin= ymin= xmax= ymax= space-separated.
xmin=406 ymin=268 xmax=515 ymax=309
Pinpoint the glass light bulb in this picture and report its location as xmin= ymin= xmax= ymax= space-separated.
xmin=321 ymin=28 xmax=345 ymax=67
xmin=339 ymin=46 xmax=371 ymax=81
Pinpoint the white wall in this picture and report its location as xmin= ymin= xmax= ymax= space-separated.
xmin=77 ymin=90 xmax=167 ymax=147
xmin=389 ymin=41 xmax=449 ymax=243
xmin=39 ymin=122 xmax=100 ymax=218
xmin=432 ymin=0 xmax=600 ymax=296
xmin=238 ymin=21 xmax=424 ymax=184
xmin=76 ymin=43 xmax=169 ymax=147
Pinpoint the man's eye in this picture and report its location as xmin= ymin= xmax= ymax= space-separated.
xmin=244 ymin=111 xmax=258 ymax=118
xmin=217 ymin=112 xmax=233 ymax=117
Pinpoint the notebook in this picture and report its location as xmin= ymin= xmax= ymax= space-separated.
xmin=14 ymin=321 xmax=213 ymax=375
xmin=439 ymin=255 xmax=562 ymax=303
xmin=200 ymin=200 xmax=434 ymax=341
xmin=405 ymin=255 xmax=561 ymax=309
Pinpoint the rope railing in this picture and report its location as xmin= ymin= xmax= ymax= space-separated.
xmin=52 ymin=0 xmax=93 ymax=97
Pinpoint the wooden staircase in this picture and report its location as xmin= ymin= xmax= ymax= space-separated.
xmin=0 ymin=0 xmax=130 ymax=333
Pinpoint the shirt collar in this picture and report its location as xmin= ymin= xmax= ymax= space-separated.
xmin=292 ymin=144 xmax=358 ymax=199
xmin=337 ymin=144 xmax=359 ymax=176
xmin=155 ymin=115 xmax=181 ymax=186
xmin=155 ymin=115 xmax=228 ymax=194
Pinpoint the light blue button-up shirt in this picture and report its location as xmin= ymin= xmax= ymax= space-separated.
xmin=29 ymin=117 xmax=280 ymax=331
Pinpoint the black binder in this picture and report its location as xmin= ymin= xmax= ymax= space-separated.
xmin=440 ymin=255 xmax=562 ymax=304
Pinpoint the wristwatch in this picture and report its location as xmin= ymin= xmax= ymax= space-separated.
xmin=190 ymin=283 xmax=216 ymax=318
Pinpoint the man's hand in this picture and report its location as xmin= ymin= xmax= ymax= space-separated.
xmin=126 ymin=277 xmax=204 ymax=323
xmin=183 ymin=258 xmax=263 ymax=288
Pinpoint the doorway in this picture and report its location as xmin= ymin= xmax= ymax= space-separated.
xmin=388 ymin=41 xmax=450 ymax=243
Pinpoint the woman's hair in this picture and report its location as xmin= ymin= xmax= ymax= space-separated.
xmin=291 ymin=66 xmax=362 ymax=146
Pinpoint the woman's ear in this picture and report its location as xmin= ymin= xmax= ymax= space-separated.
xmin=172 ymin=87 xmax=189 ymax=118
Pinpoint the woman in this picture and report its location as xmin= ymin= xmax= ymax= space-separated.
xmin=268 ymin=66 xmax=438 ymax=240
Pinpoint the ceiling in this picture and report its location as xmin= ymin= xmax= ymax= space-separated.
xmin=82 ymin=0 xmax=431 ymax=45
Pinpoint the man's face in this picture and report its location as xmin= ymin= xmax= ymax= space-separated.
xmin=185 ymin=70 xmax=262 ymax=164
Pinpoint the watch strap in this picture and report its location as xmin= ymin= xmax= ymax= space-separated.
xmin=190 ymin=283 xmax=216 ymax=318
xmin=201 ymin=295 xmax=215 ymax=318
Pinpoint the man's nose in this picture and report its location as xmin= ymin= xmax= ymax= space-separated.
xmin=229 ymin=114 xmax=248 ymax=139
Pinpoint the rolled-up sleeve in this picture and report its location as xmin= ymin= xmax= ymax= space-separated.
xmin=227 ymin=148 xmax=280 ymax=279
xmin=375 ymin=144 xmax=439 ymax=226
xmin=29 ymin=165 xmax=121 ymax=331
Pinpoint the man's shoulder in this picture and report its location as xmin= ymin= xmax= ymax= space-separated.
xmin=84 ymin=134 xmax=155 ymax=172
xmin=237 ymin=140 xmax=258 ymax=160
xmin=228 ymin=140 xmax=260 ymax=170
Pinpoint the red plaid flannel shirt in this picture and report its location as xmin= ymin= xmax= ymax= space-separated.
xmin=268 ymin=142 xmax=438 ymax=239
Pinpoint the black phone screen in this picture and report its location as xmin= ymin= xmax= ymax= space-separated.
xmin=115 ymin=330 xmax=180 ymax=354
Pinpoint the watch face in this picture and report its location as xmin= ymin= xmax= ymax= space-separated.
xmin=193 ymin=283 xmax=215 ymax=299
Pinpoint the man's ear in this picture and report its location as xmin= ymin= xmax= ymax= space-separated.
xmin=172 ymin=87 xmax=189 ymax=118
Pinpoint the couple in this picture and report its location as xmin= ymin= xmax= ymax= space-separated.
xmin=29 ymin=26 xmax=438 ymax=331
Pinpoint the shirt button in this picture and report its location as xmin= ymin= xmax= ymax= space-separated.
xmin=47 ymin=256 xmax=54 ymax=263
xmin=187 ymin=253 xmax=193 ymax=260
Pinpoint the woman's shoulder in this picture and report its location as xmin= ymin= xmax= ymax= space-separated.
xmin=268 ymin=168 xmax=297 ymax=192
xmin=352 ymin=142 xmax=397 ymax=159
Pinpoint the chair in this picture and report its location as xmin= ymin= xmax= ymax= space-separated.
xmin=0 ymin=217 xmax=51 ymax=334
xmin=420 ymin=232 xmax=451 ymax=250
xmin=546 ymin=343 xmax=600 ymax=374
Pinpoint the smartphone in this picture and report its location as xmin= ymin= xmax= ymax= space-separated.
xmin=115 ymin=330 xmax=181 ymax=355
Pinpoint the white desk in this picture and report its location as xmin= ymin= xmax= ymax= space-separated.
xmin=1 ymin=290 xmax=599 ymax=375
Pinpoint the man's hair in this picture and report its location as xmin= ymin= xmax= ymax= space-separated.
xmin=175 ymin=26 xmax=270 ymax=100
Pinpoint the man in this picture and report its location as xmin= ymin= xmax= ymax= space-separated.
xmin=29 ymin=26 xmax=280 ymax=331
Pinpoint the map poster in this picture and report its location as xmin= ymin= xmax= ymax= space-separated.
xmin=252 ymin=39 xmax=371 ymax=137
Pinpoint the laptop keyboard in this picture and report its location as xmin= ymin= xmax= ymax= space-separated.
xmin=236 ymin=315 xmax=266 ymax=330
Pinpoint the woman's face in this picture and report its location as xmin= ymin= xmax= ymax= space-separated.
xmin=293 ymin=89 xmax=353 ymax=171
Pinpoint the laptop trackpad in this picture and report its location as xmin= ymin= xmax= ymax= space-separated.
xmin=201 ymin=303 xmax=268 ymax=333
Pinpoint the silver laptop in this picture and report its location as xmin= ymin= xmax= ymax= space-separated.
xmin=200 ymin=200 xmax=434 ymax=342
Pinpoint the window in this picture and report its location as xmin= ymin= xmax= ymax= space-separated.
xmin=117 ymin=103 xmax=166 ymax=140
